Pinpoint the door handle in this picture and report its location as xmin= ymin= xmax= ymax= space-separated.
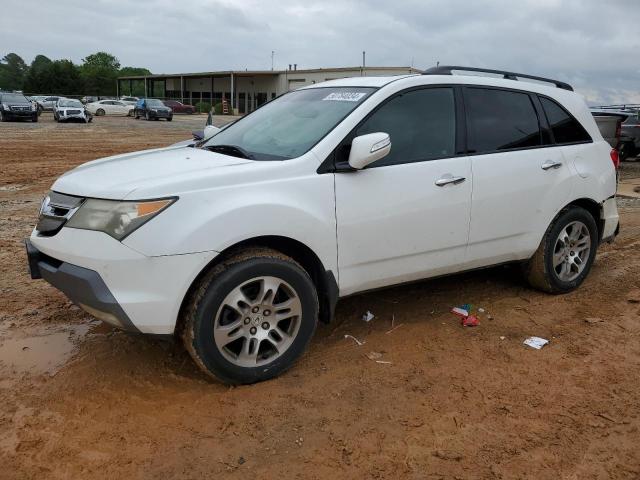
xmin=541 ymin=160 xmax=563 ymax=170
xmin=435 ymin=174 xmax=466 ymax=187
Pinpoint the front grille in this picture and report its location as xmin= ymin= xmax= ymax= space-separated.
xmin=10 ymin=106 xmax=30 ymax=112
xmin=66 ymin=109 xmax=82 ymax=115
xmin=36 ymin=191 xmax=85 ymax=236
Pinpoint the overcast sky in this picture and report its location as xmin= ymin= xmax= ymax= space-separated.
xmin=3 ymin=0 xmax=639 ymax=104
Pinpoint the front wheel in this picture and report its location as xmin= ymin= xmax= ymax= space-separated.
xmin=96 ymin=108 xmax=105 ymax=116
xmin=145 ymin=111 xmax=150 ymax=121
xmin=181 ymin=248 xmax=319 ymax=384
xmin=524 ymin=206 xmax=598 ymax=293
xmin=167 ymin=116 xmax=172 ymax=122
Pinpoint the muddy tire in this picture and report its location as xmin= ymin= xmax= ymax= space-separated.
xmin=181 ymin=248 xmax=319 ymax=384
xmin=524 ymin=206 xmax=598 ymax=293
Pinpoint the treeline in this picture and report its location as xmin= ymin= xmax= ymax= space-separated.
xmin=0 ymin=52 xmax=151 ymax=96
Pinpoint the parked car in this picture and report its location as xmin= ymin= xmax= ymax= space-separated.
xmin=619 ymin=110 xmax=640 ymax=160
xmin=36 ymin=95 xmax=62 ymax=112
xmin=119 ymin=96 xmax=139 ymax=105
xmin=81 ymin=96 xmax=99 ymax=104
xmin=54 ymin=98 xmax=92 ymax=123
xmin=86 ymin=99 xmax=133 ymax=116
xmin=590 ymin=109 xmax=630 ymax=150
xmin=163 ymin=100 xmax=196 ymax=114
xmin=26 ymin=66 xmax=619 ymax=384
xmin=134 ymin=98 xmax=173 ymax=121
xmin=0 ymin=92 xmax=38 ymax=122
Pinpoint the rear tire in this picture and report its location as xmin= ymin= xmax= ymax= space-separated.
xmin=524 ymin=206 xmax=598 ymax=293
xmin=181 ymin=248 xmax=319 ymax=384
xmin=96 ymin=108 xmax=105 ymax=116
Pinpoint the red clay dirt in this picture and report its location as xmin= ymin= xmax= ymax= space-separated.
xmin=1 ymin=115 xmax=640 ymax=479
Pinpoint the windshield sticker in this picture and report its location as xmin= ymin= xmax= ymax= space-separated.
xmin=322 ymin=92 xmax=367 ymax=102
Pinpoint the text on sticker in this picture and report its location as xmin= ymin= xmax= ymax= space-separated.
xmin=323 ymin=92 xmax=367 ymax=102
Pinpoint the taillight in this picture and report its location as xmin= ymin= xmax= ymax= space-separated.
xmin=610 ymin=148 xmax=620 ymax=169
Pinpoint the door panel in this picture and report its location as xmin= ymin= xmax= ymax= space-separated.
xmin=334 ymin=86 xmax=472 ymax=296
xmin=463 ymin=87 xmax=575 ymax=267
xmin=336 ymin=158 xmax=472 ymax=295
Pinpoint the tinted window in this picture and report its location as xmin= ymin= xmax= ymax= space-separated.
xmin=465 ymin=88 xmax=541 ymax=153
xmin=540 ymin=97 xmax=591 ymax=144
xmin=355 ymin=88 xmax=455 ymax=167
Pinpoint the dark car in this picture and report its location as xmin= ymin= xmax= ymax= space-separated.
xmin=620 ymin=111 xmax=640 ymax=160
xmin=134 ymin=98 xmax=173 ymax=121
xmin=0 ymin=92 xmax=38 ymax=122
xmin=163 ymin=100 xmax=196 ymax=114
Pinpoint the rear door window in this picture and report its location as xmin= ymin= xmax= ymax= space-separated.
xmin=355 ymin=87 xmax=456 ymax=167
xmin=539 ymin=96 xmax=591 ymax=144
xmin=464 ymin=87 xmax=542 ymax=154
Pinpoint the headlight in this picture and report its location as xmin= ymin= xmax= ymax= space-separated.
xmin=2 ymin=103 xmax=10 ymax=110
xmin=151 ymin=109 xmax=158 ymax=112
xmin=66 ymin=197 xmax=176 ymax=240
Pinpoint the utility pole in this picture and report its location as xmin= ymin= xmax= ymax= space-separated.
xmin=362 ymin=51 xmax=366 ymax=76
xmin=271 ymin=51 xmax=275 ymax=71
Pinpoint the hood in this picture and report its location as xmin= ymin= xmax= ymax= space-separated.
xmin=52 ymin=146 xmax=252 ymax=199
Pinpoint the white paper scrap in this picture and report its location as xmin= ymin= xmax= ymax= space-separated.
xmin=362 ymin=311 xmax=375 ymax=322
xmin=523 ymin=336 xmax=549 ymax=350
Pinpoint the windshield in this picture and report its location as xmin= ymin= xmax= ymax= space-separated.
xmin=59 ymin=99 xmax=82 ymax=107
xmin=146 ymin=99 xmax=164 ymax=107
xmin=2 ymin=93 xmax=29 ymax=103
xmin=203 ymin=87 xmax=375 ymax=160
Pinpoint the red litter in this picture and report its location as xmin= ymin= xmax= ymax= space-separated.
xmin=450 ymin=306 xmax=479 ymax=327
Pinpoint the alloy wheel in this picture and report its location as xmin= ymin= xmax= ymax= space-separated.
xmin=552 ymin=220 xmax=591 ymax=282
xmin=213 ymin=276 xmax=302 ymax=367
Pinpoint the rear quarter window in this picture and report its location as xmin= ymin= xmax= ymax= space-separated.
xmin=540 ymin=96 xmax=591 ymax=144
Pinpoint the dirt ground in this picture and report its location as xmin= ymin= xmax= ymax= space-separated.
xmin=1 ymin=113 xmax=640 ymax=480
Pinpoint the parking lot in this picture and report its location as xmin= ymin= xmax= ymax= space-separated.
xmin=2 ymin=113 xmax=640 ymax=479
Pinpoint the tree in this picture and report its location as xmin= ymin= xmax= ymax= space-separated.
xmin=81 ymin=52 xmax=121 ymax=96
xmin=118 ymin=66 xmax=151 ymax=77
xmin=23 ymin=55 xmax=54 ymax=93
xmin=0 ymin=53 xmax=28 ymax=91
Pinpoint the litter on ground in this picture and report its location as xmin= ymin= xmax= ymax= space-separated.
xmin=362 ymin=311 xmax=375 ymax=322
xmin=451 ymin=305 xmax=479 ymax=327
xmin=344 ymin=334 xmax=365 ymax=346
xmin=523 ymin=336 xmax=549 ymax=349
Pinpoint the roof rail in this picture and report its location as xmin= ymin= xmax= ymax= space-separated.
xmin=422 ymin=65 xmax=573 ymax=91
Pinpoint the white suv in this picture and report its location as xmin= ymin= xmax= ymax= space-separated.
xmin=26 ymin=66 xmax=620 ymax=384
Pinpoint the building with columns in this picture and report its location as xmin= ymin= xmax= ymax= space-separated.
xmin=117 ymin=66 xmax=420 ymax=114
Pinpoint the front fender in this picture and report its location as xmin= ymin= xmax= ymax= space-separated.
xmin=122 ymin=173 xmax=337 ymax=275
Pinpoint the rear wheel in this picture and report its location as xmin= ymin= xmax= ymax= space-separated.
xmin=96 ymin=108 xmax=105 ymax=116
xmin=524 ymin=206 xmax=598 ymax=293
xmin=182 ymin=248 xmax=319 ymax=384
xmin=128 ymin=109 xmax=134 ymax=117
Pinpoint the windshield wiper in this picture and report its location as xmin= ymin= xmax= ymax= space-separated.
xmin=204 ymin=144 xmax=254 ymax=160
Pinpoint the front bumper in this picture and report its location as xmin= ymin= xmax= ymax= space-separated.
xmin=27 ymin=228 xmax=218 ymax=334
xmin=149 ymin=110 xmax=172 ymax=118
xmin=26 ymin=239 xmax=139 ymax=332
xmin=4 ymin=109 xmax=36 ymax=119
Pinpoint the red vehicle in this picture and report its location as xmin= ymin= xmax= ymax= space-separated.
xmin=163 ymin=100 xmax=196 ymax=114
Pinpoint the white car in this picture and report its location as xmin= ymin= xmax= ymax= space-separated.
xmin=54 ymin=98 xmax=92 ymax=123
xmin=26 ymin=66 xmax=619 ymax=384
xmin=119 ymin=96 xmax=139 ymax=105
xmin=86 ymin=100 xmax=133 ymax=116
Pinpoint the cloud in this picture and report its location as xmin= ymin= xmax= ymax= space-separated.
xmin=3 ymin=0 xmax=639 ymax=103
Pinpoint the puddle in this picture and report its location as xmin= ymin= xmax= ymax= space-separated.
xmin=0 ymin=323 xmax=93 ymax=377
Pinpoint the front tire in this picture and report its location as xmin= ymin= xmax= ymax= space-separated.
xmin=524 ymin=206 xmax=598 ymax=293
xmin=182 ymin=248 xmax=319 ymax=384
xmin=96 ymin=108 xmax=105 ymax=116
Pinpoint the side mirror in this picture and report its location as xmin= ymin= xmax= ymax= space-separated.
xmin=203 ymin=124 xmax=221 ymax=140
xmin=348 ymin=132 xmax=391 ymax=170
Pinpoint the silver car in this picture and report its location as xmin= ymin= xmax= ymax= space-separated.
xmin=54 ymin=98 xmax=92 ymax=123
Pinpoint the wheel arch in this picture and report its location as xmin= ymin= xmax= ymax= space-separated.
xmin=562 ymin=197 xmax=604 ymax=242
xmin=175 ymin=235 xmax=338 ymax=336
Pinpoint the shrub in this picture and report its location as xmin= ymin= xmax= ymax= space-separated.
xmin=194 ymin=101 xmax=211 ymax=114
